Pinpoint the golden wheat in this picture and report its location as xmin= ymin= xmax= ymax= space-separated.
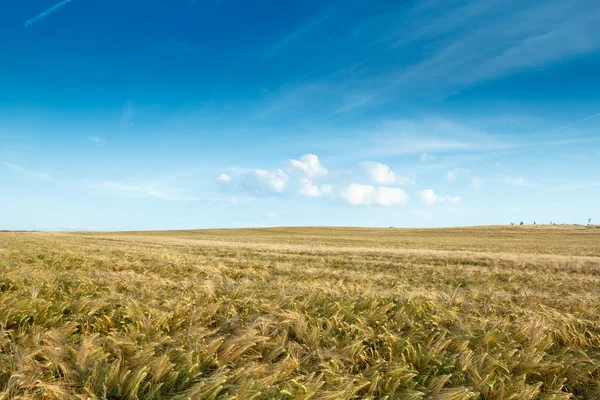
xmin=1 ymin=226 xmax=599 ymax=399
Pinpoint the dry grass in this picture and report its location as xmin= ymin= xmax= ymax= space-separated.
xmin=1 ymin=226 xmax=600 ymax=399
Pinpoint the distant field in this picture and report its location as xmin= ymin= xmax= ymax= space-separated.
xmin=1 ymin=226 xmax=600 ymax=399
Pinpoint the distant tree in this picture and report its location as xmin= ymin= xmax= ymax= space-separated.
xmin=589 ymin=218 xmax=592 ymax=225
xmin=534 ymin=221 xmax=536 ymax=225
xmin=520 ymin=222 xmax=524 ymax=226
xmin=510 ymin=222 xmax=515 ymax=225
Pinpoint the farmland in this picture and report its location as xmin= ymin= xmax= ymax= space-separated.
xmin=1 ymin=226 xmax=600 ymax=399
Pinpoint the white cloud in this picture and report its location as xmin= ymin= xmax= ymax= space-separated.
xmin=419 ymin=189 xmax=438 ymax=205
xmin=217 ymin=173 xmax=231 ymax=183
xmin=495 ymin=162 xmax=502 ymax=167
xmin=241 ymin=169 xmax=289 ymax=194
xmin=1 ymin=161 xmax=53 ymax=181
xmin=385 ymin=1 xmax=600 ymax=94
xmin=298 ymin=178 xmax=321 ymax=197
xmin=445 ymin=168 xmax=470 ymax=181
xmin=1 ymin=161 xmax=26 ymax=173
xmin=447 ymin=195 xmax=460 ymax=204
xmin=359 ymin=161 xmax=395 ymax=184
xmin=445 ymin=170 xmax=458 ymax=181
xmin=419 ymin=189 xmax=460 ymax=206
xmin=341 ymin=184 xmax=374 ymax=205
xmin=89 ymin=136 xmax=104 ymax=144
xmin=321 ymin=184 xmax=333 ymax=195
xmin=97 ymin=182 xmax=171 ymax=199
xmin=375 ymin=186 xmax=409 ymax=206
xmin=261 ymin=12 xmax=333 ymax=61
xmin=265 ymin=212 xmax=278 ymax=218
xmin=341 ymin=184 xmax=408 ymax=207
xmin=25 ymin=0 xmax=78 ymax=27
xmin=471 ymin=178 xmax=483 ymax=189
xmin=359 ymin=161 xmax=409 ymax=185
xmin=505 ymin=177 xmax=528 ymax=186
xmin=298 ymin=179 xmax=334 ymax=198
xmin=93 ymin=181 xmax=216 ymax=202
xmin=122 ymin=100 xmax=134 ymax=125
xmin=287 ymin=154 xmax=328 ymax=177
xmin=420 ymin=153 xmax=436 ymax=162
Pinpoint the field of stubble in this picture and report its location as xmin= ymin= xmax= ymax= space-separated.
xmin=1 ymin=226 xmax=600 ymax=399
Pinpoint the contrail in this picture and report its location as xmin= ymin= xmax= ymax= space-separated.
xmin=25 ymin=0 xmax=79 ymax=27
xmin=554 ymin=111 xmax=600 ymax=132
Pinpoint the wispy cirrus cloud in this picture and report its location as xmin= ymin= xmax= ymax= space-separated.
xmin=94 ymin=181 xmax=171 ymax=199
xmin=122 ymin=100 xmax=135 ymax=125
xmin=25 ymin=0 xmax=79 ymax=28
xmin=91 ymin=181 xmax=214 ymax=202
xmin=261 ymin=12 xmax=333 ymax=61
xmin=332 ymin=0 xmax=600 ymax=111
xmin=89 ymin=136 xmax=104 ymax=144
xmin=551 ymin=182 xmax=600 ymax=191
xmin=0 ymin=161 xmax=53 ymax=181
xmin=553 ymin=111 xmax=600 ymax=133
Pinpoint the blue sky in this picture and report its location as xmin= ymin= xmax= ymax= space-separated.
xmin=1 ymin=0 xmax=599 ymax=230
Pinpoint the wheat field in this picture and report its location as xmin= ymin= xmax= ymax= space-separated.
xmin=1 ymin=226 xmax=600 ymax=399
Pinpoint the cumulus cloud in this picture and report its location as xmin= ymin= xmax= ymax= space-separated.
xmin=375 ymin=186 xmax=409 ymax=206
xmin=287 ymin=154 xmax=328 ymax=177
xmin=446 ymin=196 xmax=461 ymax=204
xmin=471 ymin=178 xmax=483 ymax=189
xmin=241 ymin=169 xmax=289 ymax=194
xmin=298 ymin=178 xmax=321 ymax=197
xmin=505 ymin=177 xmax=527 ymax=186
xmin=298 ymin=178 xmax=334 ymax=197
xmin=217 ymin=173 xmax=231 ymax=183
xmin=420 ymin=153 xmax=436 ymax=162
xmin=321 ymin=184 xmax=333 ymax=195
xmin=445 ymin=168 xmax=470 ymax=181
xmin=445 ymin=170 xmax=458 ymax=181
xmin=419 ymin=189 xmax=438 ymax=205
xmin=341 ymin=184 xmax=408 ymax=207
xmin=359 ymin=161 xmax=409 ymax=185
xmin=341 ymin=184 xmax=373 ymax=205
xmin=419 ymin=189 xmax=460 ymax=206
xmin=359 ymin=162 xmax=395 ymax=184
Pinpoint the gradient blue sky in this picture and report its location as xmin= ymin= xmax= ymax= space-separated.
xmin=1 ymin=0 xmax=599 ymax=231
